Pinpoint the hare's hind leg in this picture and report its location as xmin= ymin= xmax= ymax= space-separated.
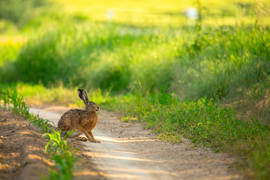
xmin=77 ymin=127 xmax=100 ymax=143
xmin=66 ymin=129 xmax=87 ymax=141
xmin=60 ymin=129 xmax=83 ymax=140
xmin=69 ymin=130 xmax=83 ymax=138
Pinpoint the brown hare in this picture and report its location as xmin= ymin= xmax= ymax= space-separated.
xmin=58 ymin=89 xmax=100 ymax=143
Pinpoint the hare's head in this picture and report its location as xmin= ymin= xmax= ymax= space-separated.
xmin=77 ymin=89 xmax=99 ymax=112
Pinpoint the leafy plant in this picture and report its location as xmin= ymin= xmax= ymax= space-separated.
xmin=43 ymin=130 xmax=77 ymax=180
xmin=44 ymin=130 xmax=76 ymax=155
xmin=48 ymin=151 xmax=77 ymax=180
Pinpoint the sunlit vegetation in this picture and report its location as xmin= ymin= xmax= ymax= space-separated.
xmin=1 ymin=0 xmax=270 ymax=179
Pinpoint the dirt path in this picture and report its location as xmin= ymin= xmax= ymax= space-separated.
xmin=30 ymin=106 xmax=242 ymax=180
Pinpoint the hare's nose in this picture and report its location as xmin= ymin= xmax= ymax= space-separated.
xmin=97 ymin=106 xmax=100 ymax=111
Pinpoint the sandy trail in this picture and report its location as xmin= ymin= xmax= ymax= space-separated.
xmin=29 ymin=107 xmax=242 ymax=180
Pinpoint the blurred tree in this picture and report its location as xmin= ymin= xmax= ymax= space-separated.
xmin=0 ymin=0 xmax=47 ymax=27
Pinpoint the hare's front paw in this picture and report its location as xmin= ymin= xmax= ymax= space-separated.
xmin=93 ymin=140 xmax=101 ymax=143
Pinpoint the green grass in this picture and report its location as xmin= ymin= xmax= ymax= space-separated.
xmin=2 ymin=23 xmax=268 ymax=102
xmin=1 ymin=1 xmax=269 ymax=100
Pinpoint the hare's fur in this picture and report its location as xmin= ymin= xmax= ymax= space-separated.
xmin=57 ymin=89 xmax=100 ymax=143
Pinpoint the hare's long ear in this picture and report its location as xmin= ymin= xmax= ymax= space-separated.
xmin=77 ymin=89 xmax=89 ymax=103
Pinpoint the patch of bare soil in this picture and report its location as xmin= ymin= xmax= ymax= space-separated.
xmin=0 ymin=108 xmax=104 ymax=180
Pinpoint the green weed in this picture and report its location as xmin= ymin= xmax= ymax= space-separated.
xmin=44 ymin=130 xmax=76 ymax=155
xmin=43 ymin=130 xmax=77 ymax=180
xmin=48 ymin=151 xmax=77 ymax=180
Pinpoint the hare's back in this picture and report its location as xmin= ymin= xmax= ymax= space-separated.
xmin=58 ymin=109 xmax=80 ymax=128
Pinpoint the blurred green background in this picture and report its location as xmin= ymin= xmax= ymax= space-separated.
xmin=1 ymin=1 xmax=270 ymax=179
xmin=1 ymin=0 xmax=269 ymax=99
